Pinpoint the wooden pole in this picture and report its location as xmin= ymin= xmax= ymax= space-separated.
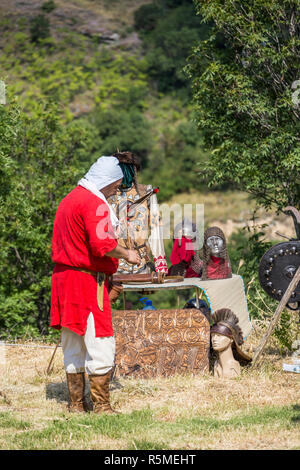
xmin=195 ymin=287 xmax=203 ymax=308
xmin=252 ymin=265 xmax=300 ymax=366
xmin=46 ymin=335 xmax=61 ymax=375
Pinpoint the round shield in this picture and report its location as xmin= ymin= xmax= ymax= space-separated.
xmin=259 ymin=241 xmax=300 ymax=307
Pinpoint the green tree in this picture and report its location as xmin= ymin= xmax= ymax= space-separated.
xmin=135 ymin=0 xmax=211 ymax=91
xmin=88 ymin=107 xmax=152 ymax=165
xmin=186 ymin=0 xmax=300 ymax=211
xmin=0 ymin=97 xmax=90 ymax=337
xmin=142 ymin=120 xmax=209 ymax=200
xmin=30 ymin=14 xmax=51 ymax=43
xmin=41 ymin=1 xmax=56 ymax=14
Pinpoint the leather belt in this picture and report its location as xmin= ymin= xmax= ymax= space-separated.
xmin=59 ymin=265 xmax=106 ymax=312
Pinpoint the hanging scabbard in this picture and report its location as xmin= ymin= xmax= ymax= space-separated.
xmin=96 ymin=272 xmax=105 ymax=311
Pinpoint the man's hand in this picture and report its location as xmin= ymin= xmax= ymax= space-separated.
xmin=125 ymin=249 xmax=141 ymax=265
xmin=106 ymin=243 xmax=141 ymax=265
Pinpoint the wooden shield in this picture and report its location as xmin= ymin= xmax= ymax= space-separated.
xmin=112 ymin=308 xmax=210 ymax=378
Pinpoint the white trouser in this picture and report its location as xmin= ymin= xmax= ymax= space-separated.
xmin=61 ymin=313 xmax=115 ymax=375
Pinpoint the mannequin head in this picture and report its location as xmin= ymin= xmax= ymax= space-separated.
xmin=113 ymin=151 xmax=140 ymax=191
xmin=210 ymin=309 xmax=251 ymax=378
xmin=211 ymin=332 xmax=233 ymax=352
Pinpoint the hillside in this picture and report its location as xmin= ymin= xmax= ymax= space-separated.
xmin=0 ymin=0 xmax=151 ymax=34
xmin=1 ymin=0 xmax=297 ymax=344
xmin=0 ymin=0 xmax=210 ymax=201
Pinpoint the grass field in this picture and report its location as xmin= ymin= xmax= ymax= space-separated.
xmin=0 ymin=325 xmax=299 ymax=450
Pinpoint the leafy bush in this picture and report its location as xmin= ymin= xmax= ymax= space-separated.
xmin=30 ymin=15 xmax=50 ymax=43
xmin=0 ymin=97 xmax=90 ymax=337
xmin=134 ymin=3 xmax=163 ymax=32
xmin=41 ymin=1 xmax=56 ymax=14
xmin=0 ymin=1 xmax=215 ymax=338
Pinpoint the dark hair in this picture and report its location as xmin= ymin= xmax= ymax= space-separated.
xmin=113 ymin=151 xmax=141 ymax=171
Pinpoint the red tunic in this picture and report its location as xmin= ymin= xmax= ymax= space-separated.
xmin=50 ymin=186 xmax=119 ymax=337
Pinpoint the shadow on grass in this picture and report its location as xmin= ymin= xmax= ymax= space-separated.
xmin=46 ymin=381 xmax=68 ymax=404
xmin=291 ymin=405 xmax=300 ymax=423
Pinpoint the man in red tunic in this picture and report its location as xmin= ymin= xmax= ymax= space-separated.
xmin=51 ymin=156 xmax=140 ymax=414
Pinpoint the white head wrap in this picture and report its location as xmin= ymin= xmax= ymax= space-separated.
xmin=78 ymin=156 xmax=123 ymax=229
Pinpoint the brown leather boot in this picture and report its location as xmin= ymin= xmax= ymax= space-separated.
xmin=66 ymin=372 xmax=88 ymax=413
xmin=89 ymin=372 xmax=119 ymax=415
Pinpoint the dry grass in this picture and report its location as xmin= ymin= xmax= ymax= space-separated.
xmin=60 ymin=0 xmax=152 ymax=26
xmin=0 ymin=324 xmax=299 ymax=450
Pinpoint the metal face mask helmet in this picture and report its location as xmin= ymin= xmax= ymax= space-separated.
xmin=206 ymin=235 xmax=224 ymax=256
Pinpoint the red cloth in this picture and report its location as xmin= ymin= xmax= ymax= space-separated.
xmin=50 ymin=186 xmax=119 ymax=337
xmin=206 ymin=255 xmax=230 ymax=279
xmin=170 ymin=237 xmax=195 ymax=265
xmin=185 ymin=266 xmax=199 ymax=278
xmin=169 ymin=237 xmax=198 ymax=278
